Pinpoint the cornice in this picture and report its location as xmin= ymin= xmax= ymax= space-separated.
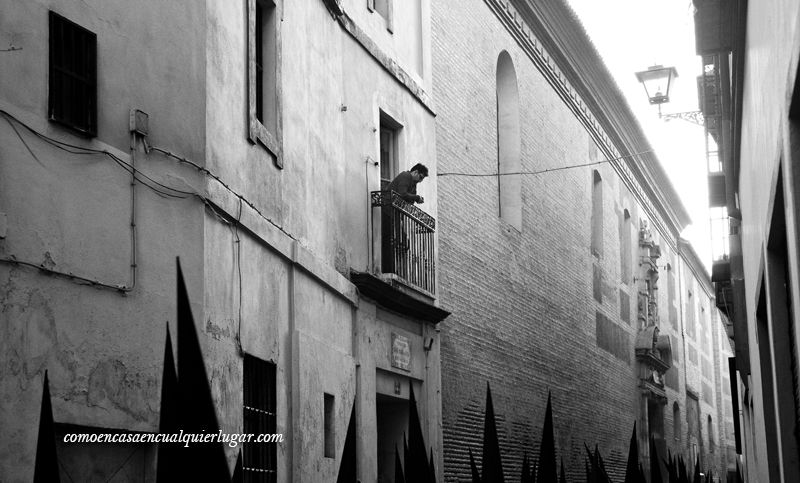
xmin=483 ymin=0 xmax=692 ymax=251
xmin=678 ymin=238 xmax=714 ymax=298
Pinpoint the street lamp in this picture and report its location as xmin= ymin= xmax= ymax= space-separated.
xmin=635 ymin=65 xmax=678 ymax=113
xmin=635 ymin=64 xmax=704 ymax=126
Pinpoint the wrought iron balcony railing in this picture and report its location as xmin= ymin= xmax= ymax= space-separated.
xmin=371 ymin=191 xmax=436 ymax=294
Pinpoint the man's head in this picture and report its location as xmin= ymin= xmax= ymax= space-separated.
xmin=410 ymin=163 xmax=429 ymax=182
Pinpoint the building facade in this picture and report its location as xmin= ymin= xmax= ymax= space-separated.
xmin=0 ymin=0 xmax=448 ymax=481
xmin=694 ymin=0 xmax=800 ymax=481
xmin=432 ymin=0 xmax=737 ymax=480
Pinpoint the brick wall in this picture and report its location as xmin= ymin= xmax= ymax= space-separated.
xmin=432 ymin=1 xmax=652 ymax=480
xmin=431 ymin=1 xmax=735 ymax=481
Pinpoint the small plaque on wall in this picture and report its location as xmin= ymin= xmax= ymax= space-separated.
xmin=391 ymin=333 xmax=411 ymax=371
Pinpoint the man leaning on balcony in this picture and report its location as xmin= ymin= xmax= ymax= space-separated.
xmin=388 ymin=163 xmax=428 ymax=204
xmin=382 ymin=163 xmax=428 ymax=275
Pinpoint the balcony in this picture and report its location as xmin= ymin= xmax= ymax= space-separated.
xmin=715 ymin=277 xmax=734 ymax=319
xmin=693 ymin=0 xmax=733 ymax=55
xmin=371 ymin=190 xmax=436 ymax=295
xmin=708 ymin=172 xmax=726 ymax=207
xmin=348 ymin=191 xmax=448 ymax=324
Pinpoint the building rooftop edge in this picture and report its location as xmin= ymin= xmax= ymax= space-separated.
xmin=678 ymin=237 xmax=714 ymax=297
xmin=515 ymin=0 xmax=693 ymax=237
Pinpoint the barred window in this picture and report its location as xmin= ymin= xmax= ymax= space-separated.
xmin=49 ymin=11 xmax=97 ymax=136
xmin=243 ymin=355 xmax=277 ymax=483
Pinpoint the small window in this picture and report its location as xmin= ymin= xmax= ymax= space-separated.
xmin=49 ymin=11 xmax=97 ymax=137
xmin=243 ymin=355 xmax=277 ymax=482
xmin=248 ymin=0 xmax=282 ymax=166
xmin=324 ymin=393 xmax=335 ymax=458
xmin=368 ymin=0 xmax=394 ymax=32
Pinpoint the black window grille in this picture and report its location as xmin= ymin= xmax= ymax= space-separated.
xmin=243 ymin=355 xmax=277 ymax=483
xmin=49 ymin=11 xmax=97 ymax=137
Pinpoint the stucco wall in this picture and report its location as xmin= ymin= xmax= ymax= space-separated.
xmin=739 ymin=0 xmax=800 ymax=316
xmin=1 ymin=0 xmax=443 ymax=480
xmin=204 ymin=0 xmax=437 ymax=278
xmin=0 ymin=0 xmax=207 ymax=480
xmin=736 ymin=1 xmax=800 ymax=482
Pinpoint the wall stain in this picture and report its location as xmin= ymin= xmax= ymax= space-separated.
xmin=0 ymin=272 xmax=58 ymax=392
xmin=87 ymin=359 xmax=158 ymax=422
xmin=334 ymin=245 xmax=348 ymax=278
xmin=205 ymin=317 xmax=232 ymax=340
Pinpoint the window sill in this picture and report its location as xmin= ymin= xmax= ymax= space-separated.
xmin=49 ymin=116 xmax=97 ymax=138
xmin=248 ymin=118 xmax=282 ymax=168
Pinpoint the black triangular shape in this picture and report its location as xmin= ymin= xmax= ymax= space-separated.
xmin=407 ymin=385 xmax=431 ymax=482
xmin=585 ymin=457 xmax=591 ymax=483
xmin=336 ymin=401 xmax=357 ymax=482
xmin=584 ymin=443 xmax=597 ymax=483
xmin=156 ymin=324 xmax=180 ymax=481
xmin=231 ymin=450 xmax=243 ymax=483
xmin=34 ymin=371 xmax=60 ymax=483
xmin=649 ymin=435 xmax=664 ymax=483
xmin=535 ymin=392 xmax=557 ymax=483
xmin=395 ymin=444 xmax=406 ymax=483
xmin=482 ymin=383 xmax=505 ymax=483
xmin=624 ymin=423 xmax=640 ymax=483
xmin=175 ymin=258 xmax=229 ymax=480
xmin=521 ymin=452 xmax=532 ymax=483
xmin=469 ymin=447 xmax=481 ymax=483
xmin=596 ymin=445 xmax=611 ymax=483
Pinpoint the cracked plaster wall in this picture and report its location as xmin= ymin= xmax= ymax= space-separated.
xmin=0 ymin=0 xmax=206 ymax=480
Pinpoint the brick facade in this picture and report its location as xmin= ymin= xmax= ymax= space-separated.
xmin=431 ymin=0 xmax=735 ymax=480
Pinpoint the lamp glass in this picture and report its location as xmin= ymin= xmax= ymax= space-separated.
xmin=635 ymin=65 xmax=678 ymax=105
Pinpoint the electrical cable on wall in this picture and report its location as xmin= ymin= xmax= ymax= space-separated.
xmin=234 ymin=197 xmax=244 ymax=356
xmin=0 ymin=110 xmax=138 ymax=293
xmin=436 ymin=150 xmax=654 ymax=178
xmin=0 ymin=109 xmax=291 ymax=350
xmin=143 ymin=138 xmax=296 ymax=241
xmin=0 ymin=110 xmax=250 ymax=295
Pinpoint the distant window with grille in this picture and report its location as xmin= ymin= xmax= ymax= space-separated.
xmin=49 ymin=11 xmax=97 ymax=137
xmin=243 ymin=355 xmax=277 ymax=482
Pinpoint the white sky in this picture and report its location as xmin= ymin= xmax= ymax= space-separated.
xmin=566 ymin=0 xmax=712 ymax=269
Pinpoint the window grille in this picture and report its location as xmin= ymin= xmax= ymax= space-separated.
xmin=49 ymin=11 xmax=97 ymax=136
xmin=243 ymin=355 xmax=277 ymax=483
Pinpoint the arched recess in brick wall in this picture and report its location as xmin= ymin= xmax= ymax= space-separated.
xmin=496 ymin=51 xmax=521 ymax=230
xmin=621 ymin=208 xmax=632 ymax=283
xmin=591 ymin=170 xmax=603 ymax=256
xmin=673 ymin=402 xmax=681 ymax=442
xmin=707 ymin=414 xmax=714 ymax=451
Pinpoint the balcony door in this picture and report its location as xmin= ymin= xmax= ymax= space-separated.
xmin=379 ymin=112 xmax=401 ymax=190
